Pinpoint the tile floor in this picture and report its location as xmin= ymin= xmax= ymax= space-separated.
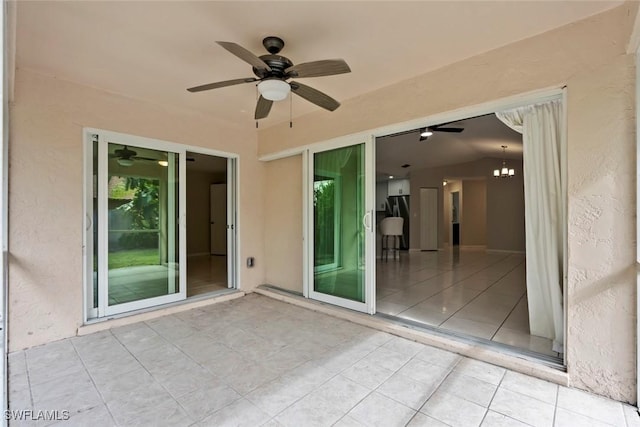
xmin=187 ymin=255 xmax=228 ymax=297
xmin=376 ymin=249 xmax=559 ymax=357
xmin=8 ymin=294 xmax=636 ymax=427
xmin=108 ymin=265 xmax=178 ymax=305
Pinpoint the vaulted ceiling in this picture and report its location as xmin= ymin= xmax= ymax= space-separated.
xmin=16 ymin=1 xmax=621 ymax=128
xmin=376 ymin=114 xmax=522 ymax=179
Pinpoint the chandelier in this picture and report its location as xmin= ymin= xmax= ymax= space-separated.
xmin=493 ymin=145 xmax=515 ymax=178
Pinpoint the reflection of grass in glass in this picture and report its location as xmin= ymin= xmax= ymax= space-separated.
xmin=109 ymin=249 xmax=159 ymax=269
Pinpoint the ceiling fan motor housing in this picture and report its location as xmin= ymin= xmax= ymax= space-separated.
xmin=253 ymin=55 xmax=293 ymax=79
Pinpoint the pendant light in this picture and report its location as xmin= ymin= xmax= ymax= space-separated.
xmin=493 ymin=145 xmax=515 ymax=178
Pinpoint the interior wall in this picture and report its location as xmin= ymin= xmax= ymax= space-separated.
xmin=263 ymin=155 xmax=303 ymax=293
xmin=486 ymin=172 xmax=526 ymax=252
xmin=257 ymin=4 xmax=638 ymax=402
xmin=461 ymin=180 xmax=486 ymax=247
xmin=409 ymin=158 xmax=524 ymax=252
xmin=186 ymin=169 xmax=225 ymax=255
xmin=9 ymin=69 xmax=265 ymax=351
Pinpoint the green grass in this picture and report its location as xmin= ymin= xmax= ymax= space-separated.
xmin=108 ymin=248 xmax=159 ymax=269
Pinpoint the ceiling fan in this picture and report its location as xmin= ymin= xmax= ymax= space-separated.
xmin=110 ymin=145 xmax=195 ymax=167
xmin=187 ymin=36 xmax=351 ymax=120
xmin=109 ymin=146 xmax=157 ymax=167
xmin=419 ymin=123 xmax=464 ymax=141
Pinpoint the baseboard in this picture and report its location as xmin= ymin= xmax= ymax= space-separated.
xmin=486 ymin=249 xmax=526 ymax=254
xmin=459 ymin=245 xmax=487 ymax=250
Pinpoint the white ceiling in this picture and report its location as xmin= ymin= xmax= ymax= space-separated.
xmin=16 ymin=1 xmax=620 ymax=128
xmin=376 ymin=114 xmax=522 ymax=179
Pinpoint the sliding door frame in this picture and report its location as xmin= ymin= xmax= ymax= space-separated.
xmin=83 ymin=128 xmax=240 ymax=322
xmin=304 ymin=134 xmax=376 ymax=314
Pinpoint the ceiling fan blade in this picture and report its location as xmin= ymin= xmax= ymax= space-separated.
xmin=187 ymin=77 xmax=257 ymax=93
xmin=216 ymin=41 xmax=272 ymax=71
xmin=132 ymin=156 xmax=158 ymax=162
xmin=255 ymin=96 xmax=273 ymax=120
xmin=432 ymin=127 xmax=464 ymax=133
xmin=290 ymin=81 xmax=340 ymax=112
xmin=286 ymin=59 xmax=351 ymax=78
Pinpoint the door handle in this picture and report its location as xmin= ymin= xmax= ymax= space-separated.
xmin=362 ymin=210 xmax=372 ymax=231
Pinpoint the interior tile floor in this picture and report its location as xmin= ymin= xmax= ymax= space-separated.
xmin=376 ymin=248 xmax=559 ymax=358
xmin=187 ymin=255 xmax=228 ymax=297
xmin=8 ymin=294 xmax=636 ymax=427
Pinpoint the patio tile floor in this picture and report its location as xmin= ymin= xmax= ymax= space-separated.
xmin=7 ymin=294 xmax=637 ymax=426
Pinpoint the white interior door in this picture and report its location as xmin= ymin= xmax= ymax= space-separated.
xmin=306 ymin=135 xmax=375 ymax=314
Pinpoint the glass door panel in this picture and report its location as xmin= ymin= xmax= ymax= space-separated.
xmin=308 ymin=139 xmax=374 ymax=313
xmin=104 ymin=142 xmax=183 ymax=314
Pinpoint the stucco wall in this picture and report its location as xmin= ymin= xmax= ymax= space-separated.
xmin=566 ymin=53 xmax=636 ymax=402
xmin=263 ymin=155 xmax=303 ymax=293
xmin=258 ymin=5 xmax=638 ymax=402
xmin=9 ymin=69 xmax=265 ymax=351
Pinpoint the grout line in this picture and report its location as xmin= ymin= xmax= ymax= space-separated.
xmin=385 ymin=254 xmax=523 ymax=329
xmin=68 ymin=338 xmax=118 ymax=424
xmin=489 ymin=293 xmax=526 ymax=341
xmin=478 ymin=368 xmax=508 ymax=426
xmin=552 ymin=382 xmax=560 ymax=426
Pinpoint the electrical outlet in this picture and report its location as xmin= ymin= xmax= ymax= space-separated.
xmin=247 ymin=257 xmax=255 ymax=268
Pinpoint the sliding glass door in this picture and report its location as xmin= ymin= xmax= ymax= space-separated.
xmin=307 ymin=136 xmax=375 ymax=313
xmin=91 ymin=133 xmax=187 ymax=316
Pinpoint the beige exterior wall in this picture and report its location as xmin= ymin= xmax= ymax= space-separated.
xmin=263 ymin=155 xmax=303 ymax=293
xmin=565 ymin=53 xmax=636 ymax=402
xmin=9 ymin=69 xmax=265 ymax=351
xmin=258 ymin=5 xmax=638 ymax=402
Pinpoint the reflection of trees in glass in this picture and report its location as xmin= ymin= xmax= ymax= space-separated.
xmin=111 ymin=177 xmax=159 ymax=250
xmin=117 ymin=178 xmax=159 ymax=230
xmin=314 ymin=179 xmax=335 ymax=265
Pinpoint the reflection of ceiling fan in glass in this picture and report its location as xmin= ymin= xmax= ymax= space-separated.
xmin=109 ymin=145 xmax=159 ymax=167
xmin=109 ymin=145 xmax=195 ymax=167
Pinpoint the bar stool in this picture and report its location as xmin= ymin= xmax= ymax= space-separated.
xmin=380 ymin=217 xmax=404 ymax=261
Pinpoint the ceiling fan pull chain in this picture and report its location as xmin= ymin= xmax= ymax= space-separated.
xmin=256 ymin=85 xmax=259 ymax=129
xmin=290 ymin=92 xmax=293 ymax=128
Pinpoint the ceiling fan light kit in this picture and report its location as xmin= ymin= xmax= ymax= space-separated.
xmin=258 ymin=79 xmax=290 ymax=101
xmin=418 ymin=123 xmax=465 ymax=141
xmin=116 ymin=158 xmax=134 ymax=167
xmin=187 ymin=36 xmax=351 ymax=121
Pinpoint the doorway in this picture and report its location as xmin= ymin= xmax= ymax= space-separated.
xmin=374 ymin=106 xmax=564 ymax=361
xmin=185 ymin=152 xmax=231 ymax=297
xmin=451 ymin=190 xmax=460 ymax=246
xmin=84 ymin=129 xmax=238 ymax=320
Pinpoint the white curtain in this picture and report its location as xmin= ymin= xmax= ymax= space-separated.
xmin=496 ymin=100 xmax=564 ymax=353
